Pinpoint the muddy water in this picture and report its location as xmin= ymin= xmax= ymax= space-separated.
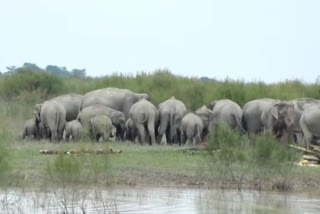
xmin=1 ymin=188 xmax=320 ymax=213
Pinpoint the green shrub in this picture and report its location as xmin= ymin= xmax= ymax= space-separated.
xmin=207 ymin=123 xmax=301 ymax=191
xmin=0 ymin=68 xmax=63 ymax=98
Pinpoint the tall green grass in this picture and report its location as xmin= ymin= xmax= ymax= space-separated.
xmin=206 ymin=123 xmax=301 ymax=191
xmin=0 ymin=68 xmax=318 ymax=109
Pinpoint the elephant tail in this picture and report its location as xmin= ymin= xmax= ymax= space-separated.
xmin=135 ymin=112 xmax=148 ymax=124
xmin=234 ymin=114 xmax=246 ymax=134
xmin=196 ymin=123 xmax=202 ymax=143
xmin=53 ymin=111 xmax=60 ymax=138
xmin=169 ymin=112 xmax=174 ymax=143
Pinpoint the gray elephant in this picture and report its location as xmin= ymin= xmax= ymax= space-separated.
xmin=34 ymin=100 xmax=66 ymax=142
xmin=209 ymin=99 xmax=245 ymax=133
xmin=242 ymin=98 xmax=276 ymax=134
xmin=89 ymin=115 xmax=115 ymax=142
xmin=299 ymin=105 xmax=320 ymax=148
xmin=125 ymin=118 xmax=138 ymax=142
xmin=129 ymin=98 xmax=159 ymax=145
xmin=194 ymin=105 xmax=214 ymax=141
xmin=180 ymin=113 xmax=203 ymax=146
xmin=158 ymin=96 xmax=187 ymax=144
xmin=77 ymin=104 xmax=126 ymax=139
xmin=49 ymin=94 xmax=84 ymax=122
xmin=22 ymin=118 xmax=37 ymax=139
xmin=80 ymin=87 xmax=150 ymax=120
xmin=64 ymin=120 xmax=82 ymax=141
xmin=290 ymin=98 xmax=320 ymax=145
xmin=260 ymin=101 xmax=296 ymax=143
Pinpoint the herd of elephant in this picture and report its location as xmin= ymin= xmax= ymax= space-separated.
xmin=22 ymin=87 xmax=320 ymax=148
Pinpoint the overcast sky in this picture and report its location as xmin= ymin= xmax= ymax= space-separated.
xmin=0 ymin=0 xmax=319 ymax=83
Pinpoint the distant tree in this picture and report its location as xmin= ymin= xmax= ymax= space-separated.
xmin=4 ymin=66 xmax=17 ymax=75
xmin=45 ymin=65 xmax=71 ymax=77
xmin=23 ymin=62 xmax=42 ymax=71
xmin=316 ymin=75 xmax=320 ymax=84
xmin=71 ymin=69 xmax=86 ymax=78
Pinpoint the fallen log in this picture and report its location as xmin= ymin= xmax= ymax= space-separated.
xmin=302 ymin=155 xmax=320 ymax=162
xmin=40 ymin=148 xmax=122 ymax=155
xmin=309 ymin=144 xmax=320 ymax=152
xmin=289 ymin=144 xmax=316 ymax=155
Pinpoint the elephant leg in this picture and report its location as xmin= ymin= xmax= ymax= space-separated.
xmin=176 ymin=128 xmax=182 ymax=145
xmin=157 ymin=120 xmax=168 ymax=144
xmin=186 ymin=137 xmax=192 ymax=146
xmin=165 ymin=128 xmax=171 ymax=145
xmin=103 ymin=132 xmax=109 ymax=142
xmin=147 ymin=121 xmax=156 ymax=145
xmin=295 ymin=132 xmax=304 ymax=147
xmin=136 ymin=123 xmax=147 ymax=145
xmin=65 ymin=133 xmax=70 ymax=142
xmin=96 ymin=133 xmax=101 ymax=142
xmin=180 ymin=129 xmax=186 ymax=146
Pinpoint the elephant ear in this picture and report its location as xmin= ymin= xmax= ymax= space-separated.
xmin=209 ymin=101 xmax=217 ymax=110
xmin=271 ymin=105 xmax=279 ymax=120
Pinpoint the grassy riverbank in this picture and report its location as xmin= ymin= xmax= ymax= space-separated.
xmin=0 ymin=138 xmax=318 ymax=192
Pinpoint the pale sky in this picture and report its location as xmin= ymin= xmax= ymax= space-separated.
xmin=0 ymin=0 xmax=319 ymax=83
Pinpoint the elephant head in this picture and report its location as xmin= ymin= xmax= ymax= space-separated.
xmin=110 ymin=111 xmax=126 ymax=139
xmin=195 ymin=105 xmax=214 ymax=129
xmin=34 ymin=103 xmax=42 ymax=122
xmin=195 ymin=105 xmax=214 ymax=140
xmin=138 ymin=93 xmax=151 ymax=101
xmin=270 ymin=101 xmax=295 ymax=141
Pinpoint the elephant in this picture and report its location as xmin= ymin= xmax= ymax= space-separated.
xmin=194 ymin=105 xmax=214 ymax=141
xmin=77 ymin=104 xmax=126 ymax=139
xmin=260 ymin=101 xmax=296 ymax=143
xmin=64 ymin=120 xmax=82 ymax=141
xmin=208 ymin=99 xmax=245 ymax=133
xmin=79 ymin=87 xmax=150 ymax=120
xmin=242 ymin=98 xmax=276 ymax=134
xmin=129 ymin=98 xmax=159 ymax=145
xmin=180 ymin=113 xmax=203 ymax=146
xmin=22 ymin=118 xmax=37 ymax=139
xmin=49 ymin=94 xmax=84 ymax=122
xmin=157 ymin=96 xmax=187 ymax=144
xmin=124 ymin=118 xmax=138 ymax=142
xmin=299 ymin=105 xmax=320 ymax=148
xmin=89 ymin=115 xmax=116 ymax=142
xmin=34 ymin=100 xmax=66 ymax=142
xmin=290 ymin=98 xmax=320 ymax=145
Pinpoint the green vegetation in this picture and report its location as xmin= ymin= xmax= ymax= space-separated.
xmin=207 ymin=123 xmax=301 ymax=191
xmin=0 ymin=68 xmax=319 ymax=109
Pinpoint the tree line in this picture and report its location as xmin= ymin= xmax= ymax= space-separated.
xmin=0 ymin=62 xmax=86 ymax=78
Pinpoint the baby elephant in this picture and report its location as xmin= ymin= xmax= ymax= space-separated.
xmin=180 ymin=113 xmax=204 ymax=146
xmin=22 ymin=118 xmax=37 ymax=139
xmin=125 ymin=118 xmax=138 ymax=142
xmin=64 ymin=120 xmax=82 ymax=142
xmin=89 ymin=115 xmax=116 ymax=142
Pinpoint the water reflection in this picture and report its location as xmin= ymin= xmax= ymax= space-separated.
xmin=0 ymin=188 xmax=319 ymax=214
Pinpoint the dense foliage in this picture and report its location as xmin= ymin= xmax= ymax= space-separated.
xmin=0 ymin=68 xmax=319 ymax=110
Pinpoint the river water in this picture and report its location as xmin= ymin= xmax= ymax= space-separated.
xmin=0 ymin=188 xmax=319 ymax=213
